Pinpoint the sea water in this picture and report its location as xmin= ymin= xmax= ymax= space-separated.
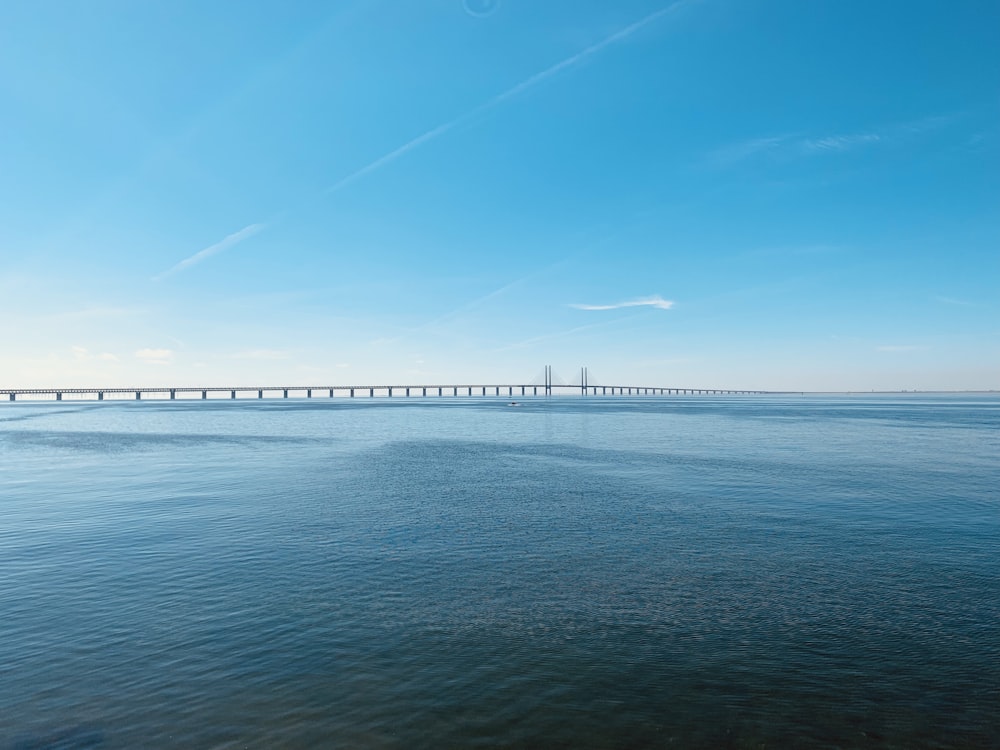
xmin=1 ymin=395 xmax=997 ymax=748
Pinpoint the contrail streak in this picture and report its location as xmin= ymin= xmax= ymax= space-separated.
xmin=155 ymin=223 xmax=265 ymax=280
xmin=160 ymin=3 xmax=693 ymax=278
xmin=570 ymin=295 xmax=675 ymax=311
xmin=324 ymin=1 xmax=693 ymax=194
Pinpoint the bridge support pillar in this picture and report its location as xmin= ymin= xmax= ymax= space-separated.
xmin=329 ymin=389 xmax=334 ymax=398
xmin=388 ymin=388 xmax=392 ymax=397
xmin=202 ymin=391 xmax=207 ymax=399
xmin=231 ymin=390 xmax=237 ymax=400
xmin=56 ymin=393 xmax=62 ymax=401
xmin=438 ymin=387 xmax=442 ymax=396
xmin=422 ymin=388 xmax=427 ymax=396
xmin=350 ymin=388 xmax=354 ymax=397
xmin=521 ymin=386 xmax=525 ymax=396
xmin=136 ymin=392 xmax=141 ymax=400
xmin=307 ymin=389 xmax=312 ymax=398
xmin=453 ymin=387 xmax=458 ymax=396
xmin=259 ymin=390 xmax=264 ymax=399
xmin=369 ymin=388 xmax=374 ymax=397
xmin=8 ymin=393 xmax=13 ymax=401
xmin=406 ymin=388 xmax=410 ymax=396
xmin=482 ymin=387 xmax=486 ymax=396
xmin=97 ymin=392 xmax=103 ymax=401
xmin=170 ymin=389 xmax=176 ymax=400
xmin=533 ymin=386 xmax=537 ymax=395
xmin=283 ymin=389 xmax=288 ymax=399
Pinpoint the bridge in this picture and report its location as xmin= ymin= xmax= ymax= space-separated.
xmin=1 ymin=366 xmax=771 ymax=402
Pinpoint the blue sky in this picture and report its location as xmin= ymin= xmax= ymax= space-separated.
xmin=1 ymin=0 xmax=997 ymax=391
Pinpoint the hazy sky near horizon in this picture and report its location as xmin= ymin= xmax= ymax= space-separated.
xmin=1 ymin=0 xmax=997 ymax=391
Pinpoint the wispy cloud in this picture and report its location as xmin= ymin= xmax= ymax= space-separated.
xmin=71 ymin=346 xmax=119 ymax=362
xmin=45 ymin=306 xmax=140 ymax=321
xmin=707 ymin=135 xmax=793 ymax=166
xmin=933 ymin=295 xmax=982 ymax=308
xmin=711 ymin=131 xmax=880 ymax=165
xmin=710 ymin=114 xmax=958 ymax=167
xmin=135 ymin=347 xmax=174 ymax=364
xmin=415 ymin=259 xmax=576 ymax=333
xmin=324 ymin=1 xmax=694 ymax=195
xmin=801 ymin=133 xmax=881 ymax=152
xmin=497 ymin=311 xmax=651 ymax=351
xmin=231 ymin=349 xmax=290 ymax=360
xmin=570 ymin=295 xmax=675 ymax=311
xmin=155 ymin=223 xmax=265 ymax=280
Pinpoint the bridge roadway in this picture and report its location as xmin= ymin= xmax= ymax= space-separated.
xmin=1 ymin=384 xmax=769 ymax=402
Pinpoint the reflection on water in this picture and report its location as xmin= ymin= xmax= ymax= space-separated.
xmin=1 ymin=396 xmax=998 ymax=748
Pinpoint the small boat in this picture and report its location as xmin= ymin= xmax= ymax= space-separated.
xmin=508 ymin=401 xmax=520 ymax=407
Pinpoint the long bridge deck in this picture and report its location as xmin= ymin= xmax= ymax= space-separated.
xmin=1 ymin=384 xmax=770 ymax=402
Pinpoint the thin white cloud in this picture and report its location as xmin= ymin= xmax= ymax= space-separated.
xmin=712 ymin=113 xmax=959 ymax=167
xmin=48 ymin=306 xmax=138 ymax=321
xmin=497 ymin=311 xmax=651 ymax=351
xmin=712 ymin=131 xmax=880 ymax=165
xmin=415 ymin=262 xmax=571 ymax=333
xmin=902 ymin=113 xmax=962 ymax=134
xmin=570 ymin=295 xmax=675 ymax=311
xmin=71 ymin=346 xmax=119 ymax=362
xmin=933 ymin=295 xmax=980 ymax=308
xmin=135 ymin=347 xmax=174 ymax=364
xmin=231 ymin=349 xmax=291 ymax=360
xmin=707 ymin=135 xmax=792 ymax=166
xmin=368 ymin=337 xmax=400 ymax=348
xmin=155 ymin=223 xmax=265 ymax=280
xmin=324 ymin=1 xmax=694 ymax=195
xmin=802 ymin=133 xmax=881 ymax=152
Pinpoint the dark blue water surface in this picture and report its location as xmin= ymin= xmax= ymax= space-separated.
xmin=1 ymin=395 xmax=998 ymax=748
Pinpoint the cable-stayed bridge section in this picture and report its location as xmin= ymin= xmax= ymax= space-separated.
xmin=1 ymin=378 xmax=770 ymax=404
xmin=0 ymin=366 xmax=772 ymax=402
xmin=1 ymin=385 xmax=771 ymax=402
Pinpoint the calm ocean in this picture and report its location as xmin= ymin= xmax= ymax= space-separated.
xmin=1 ymin=395 xmax=997 ymax=749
